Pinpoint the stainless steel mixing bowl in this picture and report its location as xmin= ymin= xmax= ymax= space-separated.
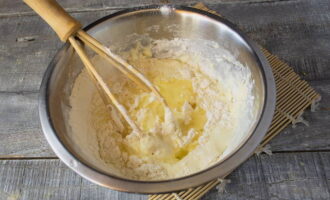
xmin=39 ymin=6 xmax=276 ymax=194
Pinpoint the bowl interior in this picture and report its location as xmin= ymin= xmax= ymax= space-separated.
xmin=47 ymin=7 xmax=265 ymax=182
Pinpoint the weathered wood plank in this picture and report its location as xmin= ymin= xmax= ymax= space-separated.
xmin=319 ymin=152 xmax=330 ymax=189
xmin=0 ymin=92 xmax=55 ymax=157
xmin=0 ymin=0 xmax=330 ymax=93
xmin=0 ymin=80 xmax=329 ymax=157
xmin=0 ymin=11 xmax=119 ymax=92
xmin=0 ymin=0 xmax=248 ymax=16
xmin=207 ymin=0 xmax=330 ymax=81
xmin=0 ymin=152 xmax=329 ymax=200
xmin=269 ymin=80 xmax=330 ymax=152
xmin=0 ymin=159 xmax=146 ymax=200
xmin=202 ymin=152 xmax=330 ymax=200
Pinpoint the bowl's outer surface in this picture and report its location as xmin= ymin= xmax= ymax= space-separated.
xmin=39 ymin=6 xmax=276 ymax=194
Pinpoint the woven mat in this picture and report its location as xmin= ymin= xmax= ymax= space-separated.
xmin=149 ymin=3 xmax=321 ymax=200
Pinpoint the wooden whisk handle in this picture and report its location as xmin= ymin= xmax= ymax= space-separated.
xmin=23 ymin=0 xmax=82 ymax=42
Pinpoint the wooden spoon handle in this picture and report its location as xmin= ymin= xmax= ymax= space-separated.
xmin=23 ymin=0 xmax=81 ymax=41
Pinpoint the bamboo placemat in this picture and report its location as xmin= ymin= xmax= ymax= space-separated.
xmin=149 ymin=3 xmax=321 ymax=200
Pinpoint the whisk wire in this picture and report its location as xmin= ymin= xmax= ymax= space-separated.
xmin=76 ymin=31 xmax=152 ymax=93
xmin=77 ymin=30 xmax=166 ymax=101
xmin=68 ymin=36 xmax=143 ymax=135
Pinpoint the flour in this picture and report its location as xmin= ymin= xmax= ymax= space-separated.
xmin=68 ymin=37 xmax=255 ymax=180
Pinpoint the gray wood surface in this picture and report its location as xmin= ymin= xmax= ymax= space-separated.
xmin=1 ymin=0 xmax=330 ymax=93
xmin=0 ymin=11 xmax=117 ymax=93
xmin=269 ymin=80 xmax=330 ymax=152
xmin=0 ymin=0 xmax=258 ymax=16
xmin=0 ymin=0 xmax=329 ymax=199
xmin=203 ymin=152 xmax=330 ymax=200
xmin=0 ymin=159 xmax=146 ymax=200
xmin=207 ymin=0 xmax=330 ymax=81
xmin=0 ymin=92 xmax=55 ymax=157
xmin=0 ymin=152 xmax=329 ymax=200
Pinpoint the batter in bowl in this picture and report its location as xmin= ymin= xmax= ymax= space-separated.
xmin=69 ymin=38 xmax=255 ymax=180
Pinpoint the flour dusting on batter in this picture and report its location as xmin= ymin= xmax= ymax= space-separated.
xmin=69 ymin=37 xmax=255 ymax=180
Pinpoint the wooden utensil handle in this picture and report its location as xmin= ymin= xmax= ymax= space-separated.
xmin=23 ymin=0 xmax=82 ymax=41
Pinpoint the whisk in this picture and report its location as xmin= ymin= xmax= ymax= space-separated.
xmin=24 ymin=0 xmax=173 ymax=135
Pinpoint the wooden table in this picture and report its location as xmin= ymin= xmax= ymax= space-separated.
xmin=1 ymin=0 xmax=330 ymax=199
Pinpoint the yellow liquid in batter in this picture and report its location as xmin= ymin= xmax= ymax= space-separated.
xmin=132 ymin=79 xmax=206 ymax=134
xmin=112 ymin=59 xmax=207 ymax=163
xmin=129 ymin=78 xmax=207 ymax=160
